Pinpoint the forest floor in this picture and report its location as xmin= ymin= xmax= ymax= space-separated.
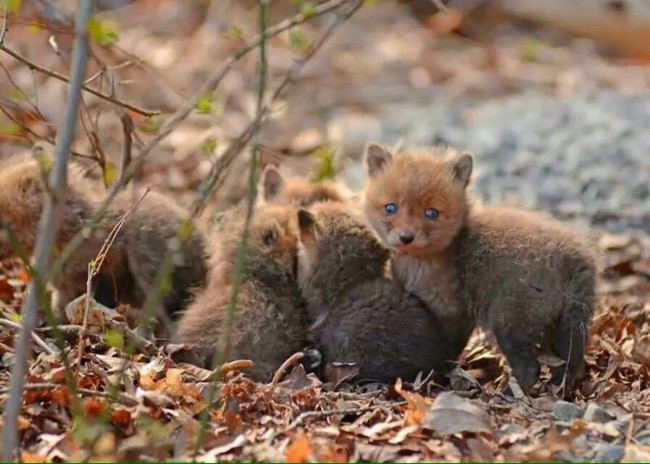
xmin=0 ymin=0 xmax=650 ymax=461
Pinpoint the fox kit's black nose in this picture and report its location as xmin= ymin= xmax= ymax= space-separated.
xmin=399 ymin=231 xmax=415 ymax=245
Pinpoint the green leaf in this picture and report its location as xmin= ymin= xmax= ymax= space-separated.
xmin=87 ymin=15 xmax=119 ymax=46
xmin=201 ymin=138 xmax=217 ymax=156
xmin=518 ymin=38 xmax=543 ymax=63
xmin=102 ymin=161 xmax=117 ymax=187
xmin=7 ymin=87 xmax=29 ymax=101
xmin=177 ymin=221 xmax=195 ymax=241
xmin=6 ymin=0 xmax=22 ymax=14
xmin=289 ymin=28 xmax=311 ymax=53
xmin=35 ymin=150 xmax=53 ymax=171
xmin=313 ymin=145 xmax=337 ymax=181
xmin=0 ymin=121 xmax=21 ymax=136
xmin=196 ymin=95 xmax=214 ymax=115
xmin=105 ymin=328 xmax=124 ymax=350
xmin=143 ymin=118 xmax=162 ymax=134
xmin=223 ymin=25 xmax=244 ymax=41
xmin=300 ymin=1 xmax=316 ymax=17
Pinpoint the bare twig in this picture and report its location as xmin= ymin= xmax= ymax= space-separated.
xmin=0 ymin=0 xmax=9 ymax=45
xmin=50 ymin=0 xmax=359 ymax=289
xmin=190 ymin=0 xmax=364 ymax=218
xmin=105 ymin=319 xmax=158 ymax=357
xmin=78 ymin=188 xmax=149 ymax=363
xmin=2 ymin=2 xmax=92 ymax=459
xmin=117 ymin=110 xmax=134 ymax=188
xmin=194 ymin=0 xmax=271 ymax=456
xmin=0 ymin=318 xmax=58 ymax=355
xmin=429 ymin=0 xmax=450 ymax=13
xmin=210 ymin=359 xmax=255 ymax=380
xmin=271 ymin=352 xmax=305 ymax=386
xmin=269 ymin=401 xmax=408 ymax=442
xmin=0 ymin=44 xmax=160 ymax=117
xmin=130 ymin=0 xmax=353 ymax=167
xmin=0 ymin=383 xmax=138 ymax=406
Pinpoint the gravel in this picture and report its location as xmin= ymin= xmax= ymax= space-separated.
xmin=371 ymin=89 xmax=650 ymax=235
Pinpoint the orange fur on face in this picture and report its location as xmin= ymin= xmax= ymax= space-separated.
xmin=364 ymin=148 xmax=470 ymax=256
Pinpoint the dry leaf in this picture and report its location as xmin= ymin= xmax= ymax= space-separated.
xmin=286 ymin=432 xmax=312 ymax=463
xmin=423 ymin=392 xmax=492 ymax=435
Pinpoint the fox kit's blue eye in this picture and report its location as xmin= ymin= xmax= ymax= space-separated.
xmin=384 ymin=203 xmax=398 ymax=215
xmin=424 ymin=208 xmax=439 ymax=219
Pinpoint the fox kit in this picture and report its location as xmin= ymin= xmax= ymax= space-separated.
xmin=260 ymin=165 xmax=352 ymax=207
xmin=174 ymin=205 xmax=308 ymax=381
xmin=363 ymin=143 xmax=596 ymax=394
xmin=208 ymin=166 xmax=351 ymax=238
xmin=296 ymin=201 xmax=457 ymax=385
xmin=0 ymin=154 xmax=208 ymax=318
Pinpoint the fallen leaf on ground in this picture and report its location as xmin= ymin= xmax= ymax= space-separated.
xmin=423 ymin=392 xmax=492 ymax=435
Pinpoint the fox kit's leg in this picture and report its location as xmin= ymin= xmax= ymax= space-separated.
xmin=491 ymin=313 xmax=541 ymax=394
xmin=550 ymin=304 xmax=589 ymax=392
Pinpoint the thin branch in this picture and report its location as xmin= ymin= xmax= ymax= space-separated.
xmin=0 ymin=44 xmax=160 ymax=117
xmin=0 ymin=318 xmax=58 ymax=355
xmin=0 ymin=0 xmax=9 ymax=45
xmin=117 ymin=110 xmax=134 ymax=188
xmin=271 ymin=352 xmax=305 ymax=386
xmin=194 ymin=0 xmax=271 ymax=455
xmin=105 ymin=319 xmax=158 ymax=357
xmin=49 ymin=0 xmax=360 ymax=325
xmin=2 ymin=1 xmax=93 ymax=460
xmin=128 ymin=0 xmax=355 ymax=168
xmin=190 ymin=0 xmax=364 ymax=218
xmin=78 ymin=188 xmax=150 ymax=363
xmin=269 ymin=401 xmax=408 ymax=442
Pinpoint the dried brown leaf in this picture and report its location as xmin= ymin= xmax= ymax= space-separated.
xmin=423 ymin=392 xmax=492 ymax=435
xmin=286 ymin=432 xmax=312 ymax=463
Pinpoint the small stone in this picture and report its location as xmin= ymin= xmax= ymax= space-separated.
xmin=583 ymin=402 xmax=616 ymax=423
xmin=634 ymin=429 xmax=650 ymax=445
xmin=553 ymin=400 xmax=584 ymax=421
xmin=593 ymin=444 xmax=625 ymax=463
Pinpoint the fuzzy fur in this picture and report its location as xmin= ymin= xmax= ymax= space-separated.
xmin=260 ymin=165 xmax=351 ymax=207
xmin=174 ymin=205 xmax=309 ymax=381
xmin=362 ymin=143 xmax=597 ymax=394
xmin=0 ymin=154 xmax=209 ymax=318
xmin=297 ymin=201 xmax=457 ymax=385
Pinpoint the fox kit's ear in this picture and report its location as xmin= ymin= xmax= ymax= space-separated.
xmin=297 ymin=209 xmax=317 ymax=240
xmin=261 ymin=165 xmax=285 ymax=202
xmin=365 ymin=142 xmax=393 ymax=177
xmin=450 ymin=152 xmax=473 ymax=188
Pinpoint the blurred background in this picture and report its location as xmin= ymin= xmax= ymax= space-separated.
xmin=1 ymin=0 xmax=650 ymax=236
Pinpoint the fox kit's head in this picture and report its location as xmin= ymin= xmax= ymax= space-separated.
xmin=296 ymin=202 xmax=389 ymax=292
xmin=0 ymin=156 xmax=48 ymax=259
xmin=362 ymin=143 xmax=473 ymax=256
xmin=260 ymin=165 xmax=351 ymax=208
xmin=219 ymin=205 xmax=302 ymax=285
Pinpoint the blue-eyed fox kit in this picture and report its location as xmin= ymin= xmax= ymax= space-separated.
xmin=362 ymin=143 xmax=596 ymax=394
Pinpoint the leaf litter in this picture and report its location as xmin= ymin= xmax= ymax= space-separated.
xmin=0 ymin=0 xmax=649 ymax=461
xmin=0 ymin=231 xmax=647 ymax=462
